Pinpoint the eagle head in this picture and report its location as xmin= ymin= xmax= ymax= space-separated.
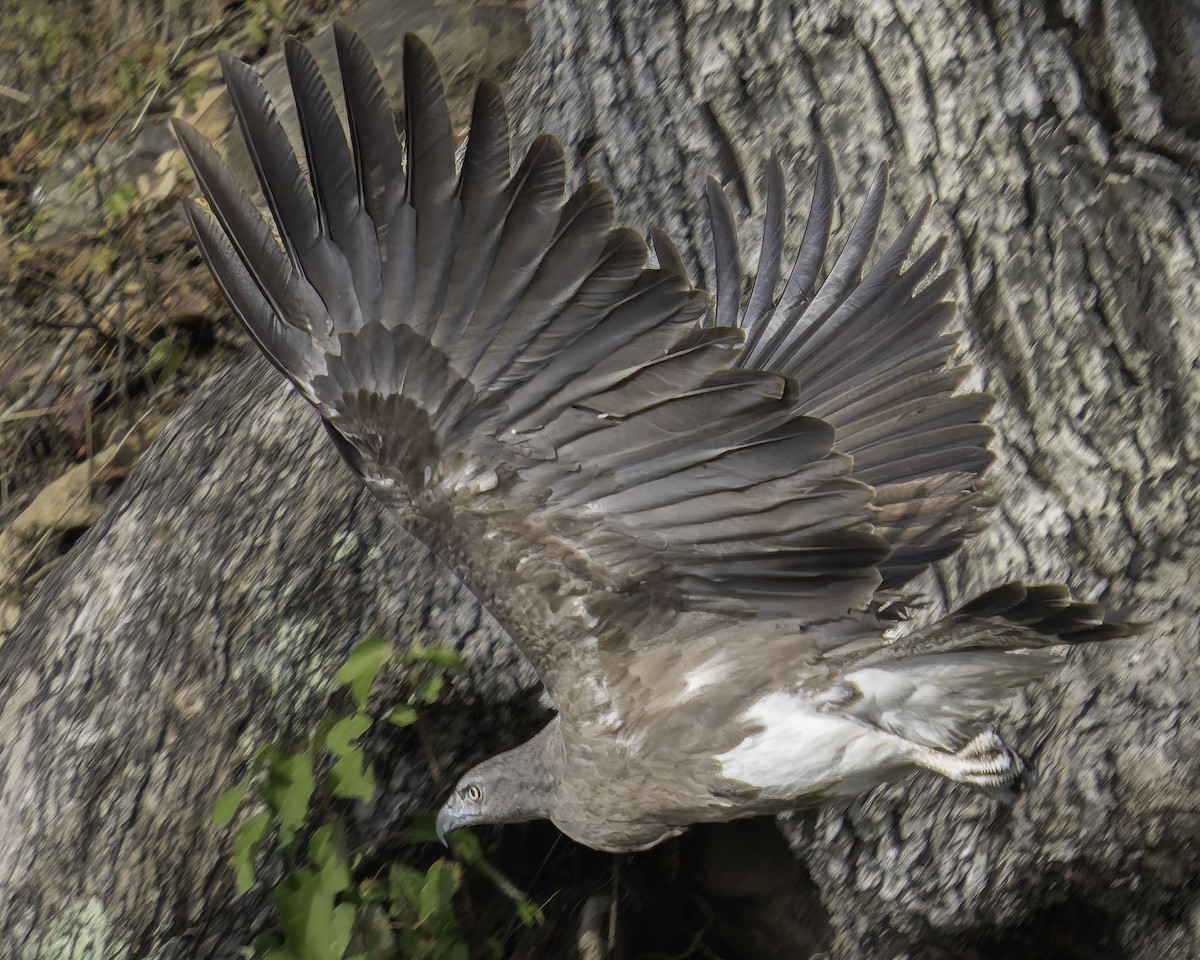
xmin=435 ymin=719 xmax=564 ymax=844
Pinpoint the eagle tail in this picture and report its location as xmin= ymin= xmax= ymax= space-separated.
xmin=833 ymin=582 xmax=1143 ymax=754
xmin=949 ymin=580 xmax=1144 ymax=642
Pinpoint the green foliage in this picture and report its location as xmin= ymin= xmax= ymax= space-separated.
xmin=179 ymin=68 xmax=212 ymax=107
xmin=103 ymin=181 xmax=138 ymax=219
xmin=88 ymin=244 xmax=118 ymax=275
xmin=334 ymin=636 xmax=388 ymax=712
xmin=213 ymin=778 xmax=252 ymax=827
xmin=213 ymin=637 xmax=539 ymax=958
xmin=233 ymin=809 xmax=273 ymax=894
xmin=114 ymin=42 xmax=171 ymax=102
xmin=325 ymin=715 xmax=375 ymax=802
xmin=386 ymin=705 xmax=417 ymax=729
xmin=143 ymin=335 xmax=187 ymax=388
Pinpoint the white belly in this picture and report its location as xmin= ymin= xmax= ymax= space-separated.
xmin=713 ymin=691 xmax=914 ymax=800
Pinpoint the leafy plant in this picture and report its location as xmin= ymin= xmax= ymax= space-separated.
xmin=103 ymin=180 xmax=138 ymax=220
xmin=114 ymin=42 xmax=170 ymax=102
xmin=178 ymin=68 xmax=212 ymax=107
xmin=143 ymin=335 xmax=187 ymax=388
xmin=213 ymin=637 xmax=541 ymax=959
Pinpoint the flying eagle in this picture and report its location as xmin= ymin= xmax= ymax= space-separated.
xmin=175 ymin=25 xmax=1139 ymax=854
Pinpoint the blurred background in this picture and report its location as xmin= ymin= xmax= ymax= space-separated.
xmin=0 ymin=0 xmax=526 ymax=635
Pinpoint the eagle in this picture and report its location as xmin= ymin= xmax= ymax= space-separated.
xmin=174 ymin=24 xmax=1139 ymax=854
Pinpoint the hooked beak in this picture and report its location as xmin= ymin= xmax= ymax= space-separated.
xmin=435 ymin=805 xmax=457 ymax=847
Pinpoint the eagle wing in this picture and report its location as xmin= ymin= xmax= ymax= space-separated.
xmin=600 ymin=159 xmax=998 ymax=754
xmin=653 ymin=150 xmax=995 ymax=594
xmin=176 ymin=27 xmax=970 ymax=721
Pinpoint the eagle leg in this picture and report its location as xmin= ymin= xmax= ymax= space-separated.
xmin=909 ymin=730 xmax=1026 ymax=791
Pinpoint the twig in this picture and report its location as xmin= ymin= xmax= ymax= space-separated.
xmin=0 ymin=84 xmax=31 ymax=105
xmin=1 ymin=326 xmax=83 ymax=419
xmin=128 ymin=82 xmax=163 ymax=139
xmin=413 ymin=712 xmax=445 ymax=788
xmin=167 ymin=15 xmax=238 ymax=70
xmin=609 ymin=858 xmax=620 ymax=949
xmin=0 ymin=404 xmax=69 ymax=423
xmin=2 ymin=262 xmax=136 ymax=419
xmin=22 ymin=273 xmax=113 ymax=337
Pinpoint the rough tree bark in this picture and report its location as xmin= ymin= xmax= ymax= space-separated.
xmin=4 ymin=0 xmax=1199 ymax=957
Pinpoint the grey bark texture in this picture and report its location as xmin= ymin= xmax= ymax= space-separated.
xmin=4 ymin=0 xmax=1199 ymax=957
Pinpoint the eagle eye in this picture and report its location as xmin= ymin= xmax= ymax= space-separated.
xmin=465 ymin=783 xmax=483 ymax=802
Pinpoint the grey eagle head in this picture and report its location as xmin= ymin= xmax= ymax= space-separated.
xmin=436 ymin=720 xmax=564 ymax=844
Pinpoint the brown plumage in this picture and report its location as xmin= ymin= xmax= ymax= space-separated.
xmin=176 ymin=24 xmax=1142 ymax=854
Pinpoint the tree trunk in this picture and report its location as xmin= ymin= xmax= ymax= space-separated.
xmin=5 ymin=0 xmax=1198 ymax=957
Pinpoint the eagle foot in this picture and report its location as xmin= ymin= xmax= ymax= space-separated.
xmin=916 ymin=731 xmax=1026 ymax=791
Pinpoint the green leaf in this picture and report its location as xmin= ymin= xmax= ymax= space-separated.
xmin=308 ymin=823 xmax=350 ymax=889
xmin=326 ymin=902 xmax=352 ymax=955
xmin=252 ymin=741 xmax=281 ymax=770
xmin=352 ymin=903 xmax=395 ymax=957
xmin=252 ymin=935 xmax=284 ymax=957
xmin=416 ymin=674 xmax=443 ymax=705
xmin=276 ymin=866 xmax=355 ymax=960
xmin=405 ymin=811 xmax=441 ymax=845
xmin=432 ymin=939 xmax=469 ymax=960
xmin=386 ymin=703 xmax=417 ymax=728
xmin=88 ymin=245 xmax=117 ymax=275
xmin=419 ymin=646 xmax=465 ymax=672
xmin=262 ymin=750 xmax=315 ymax=831
xmin=388 ymin=864 xmax=426 ymax=914
xmin=232 ymin=809 xmax=272 ymax=894
xmin=104 ymin=181 xmax=137 ymax=218
xmin=324 ymin=714 xmax=375 ymax=802
xmin=143 ymin=336 xmax=174 ymax=373
xmin=448 ymin=829 xmax=482 ymax=865
xmin=334 ymin=636 xmax=389 ymax=711
xmin=328 ymin=753 xmax=375 ymax=802
xmin=418 ymin=860 xmax=460 ymax=925
xmin=515 ymin=898 xmax=545 ymax=927
xmin=312 ymin=712 xmax=345 ymax=753
xmin=144 ymin=336 xmax=186 ymax=387
xmin=211 ymin=777 xmax=251 ymax=827
xmin=324 ymin=714 xmax=372 ymax=754
xmin=277 ymin=824 xmax=298 ymax=860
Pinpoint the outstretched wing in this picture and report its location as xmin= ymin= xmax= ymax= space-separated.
xmin=174 ymin=26 xmax=889 ymax=712
xmin=659 ymin=150 xmax=994 ymax=590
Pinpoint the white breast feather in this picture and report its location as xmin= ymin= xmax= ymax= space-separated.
xmin=714 ymin=691 xmax=914 ymax=801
